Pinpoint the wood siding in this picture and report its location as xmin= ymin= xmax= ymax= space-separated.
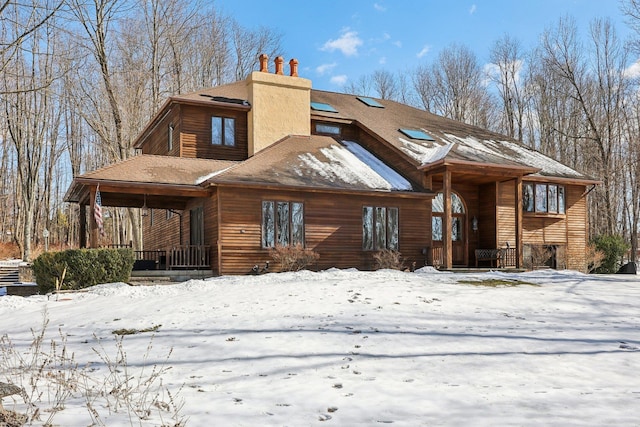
xmin=216 ymin=186 xmax=431 ymax=275
xmin=180 ymin=105 xmax=248 ymax=161
xmin=522 ymin=184 xmax=587 ymax=271
xmin=143 ymin=209 xmax=183 ymax=249
xmin=141 ymin=106 xmax=182 ymax=156
xmin=497 ymin=180 xmax=517 ymax=247
xmin=566 ymin=184 xmax=588 ymax=271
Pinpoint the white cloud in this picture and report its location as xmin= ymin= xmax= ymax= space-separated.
xmin=374 ymin=2 xmax=386 ymax=12
xmin=321 ymin=30 xmax=363 ymax=57
xmin=382 ymin=32 xmax=391 ymax=40
xmin=393 ymin=40 xmax=402 ymax=48
xmin=624 ymin=60 xmax=640 ymax=79
xmin=316 ymin=62 xmax=337 ymax=75
xmin=417 ymin=45 xmax=431 ymax=58
xmin=469 ymin=4 xmax=477 ymax=14
xmin=379 ymin=57 xmax=387 ymax=65
xmin=330 ymin=75 xmax=348 ymax=85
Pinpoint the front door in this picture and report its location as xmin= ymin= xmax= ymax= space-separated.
xmin=432 ymin=192 xmax=467 ymax=266
xmin=190 ymin=206 xmax=204 ymax=245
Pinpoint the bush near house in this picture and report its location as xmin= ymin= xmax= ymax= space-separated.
xmin=590 ymin=234 xmax=630 ymax=274
xmin=268 ymin=245 xmax=319 ymax=272
xmin=32 ymin=248 xmax=134 ymax=293
xmin=373 ymin=249 xmax=405 ymax=270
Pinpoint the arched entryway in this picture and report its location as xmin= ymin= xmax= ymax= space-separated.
xmin=432 ymin=192 xmax=467 ymax=266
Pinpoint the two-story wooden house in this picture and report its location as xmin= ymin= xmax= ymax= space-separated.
xmin=65 ymin=55 xmax=599 ymax=274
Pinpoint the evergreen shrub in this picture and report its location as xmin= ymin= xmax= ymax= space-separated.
xmin=33 ymin=248 xmax=134 ymax=293
xmin=590 ymin=234 xmax=630 ymax=274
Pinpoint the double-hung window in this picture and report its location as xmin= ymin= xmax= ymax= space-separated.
xmin=262 ymin=201 xmax=305 ymax=248
xmin=211 ymin=116 xmax=235 ymax=146
xmin=362 ymin=206 xmax=399 ymax=250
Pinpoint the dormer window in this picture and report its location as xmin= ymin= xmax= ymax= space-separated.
xmin=212 ymin=116 xmax=235 ymax=146
xmin=315 ymin=123 xmax=341 ymax=135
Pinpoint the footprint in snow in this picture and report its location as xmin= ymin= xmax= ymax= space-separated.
xmin=619 ymin=342 xmax=639 ymax=351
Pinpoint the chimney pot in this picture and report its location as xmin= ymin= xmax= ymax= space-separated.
xmin=274 ymin=56 xmax=284 ymax=75
xmin=289 ymin=58 xmax=299 ymax=77
xmin=259 ymin=54 xmax=269 ymax=72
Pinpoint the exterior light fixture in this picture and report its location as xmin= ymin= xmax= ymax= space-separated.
xmin=472 ymin=216 xmax=478 ymax=232
xmin=141 ymin=194 xmax=149 ymax=217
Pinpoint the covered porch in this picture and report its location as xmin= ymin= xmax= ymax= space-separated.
xmin=64 ymin=155 xmax=235 ymax=272
xmin=421 ymin=158 xmax=540 ymax=270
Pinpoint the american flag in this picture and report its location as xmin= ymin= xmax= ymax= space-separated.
xmin=94 ymin=186 xmax=105 ymax=236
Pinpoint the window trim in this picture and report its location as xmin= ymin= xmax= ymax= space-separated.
xmin=168 ymin=124 xmax=174 ymax=151
xmin=523 ymin=182 xmax=566 ymax=215
xmin=262 ymin=200 xmax=305 ymax=248
xmin=211 ymin=115 xmax=236 ymax=146
xmin=362 ymin=206 xmax=399 ymax=251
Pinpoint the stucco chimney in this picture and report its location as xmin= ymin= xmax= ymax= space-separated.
xmin=289 ymin=58 xmax=299 ymax=77
xmin=274 ymin=56 xmax=284 ymax=75
xmin=259 ymin=54 xmax=269 ymax=72
xmin=247 ymin=54 xmax=311 ymax=156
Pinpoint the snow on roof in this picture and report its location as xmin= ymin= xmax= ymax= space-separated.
xmin=397 ymin=137 xmax=455 ymax=165
xmin=195 ymin=166 xmax=234 ymax=185
xmin=443 ymin=134 xmax=585 ymax=178
xmin=297 ymin=141 xmax=412 ymax=191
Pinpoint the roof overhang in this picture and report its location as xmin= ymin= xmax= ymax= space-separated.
xmin=65 ymin=178 xmax=211 ymax=210
xmin=209 ymin=181 xmax=434 ymax=199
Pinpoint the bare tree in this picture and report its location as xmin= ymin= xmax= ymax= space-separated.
xmin=1 ymin=6 xmax=59 ymax=260
xmin=343 ymin=74 xmax=372 ymax=96
xmin=371 ymin=69 xmax=398 ymax=100
xmin=488 ymin=34 xmax=527 ymax=141
xmin=412 ymin=43 xmax=495 ymax=128
xmin=231 ymin=21 xmax=283 ymax=81
xmin=538 ymin=17 xmax=628 ymax=235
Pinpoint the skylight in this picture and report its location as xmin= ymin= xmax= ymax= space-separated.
xmin=357 ymin=96 xmax=384 ymax=108
xmin=399 ymin=128 xmax=435 ymax=141
xmin=311 ymin=102 xmax=338 ymax=113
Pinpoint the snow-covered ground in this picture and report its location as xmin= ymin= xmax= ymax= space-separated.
xmin=1 ymin=268 xmax=639 ymax=426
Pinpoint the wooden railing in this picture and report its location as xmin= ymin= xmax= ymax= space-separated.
xmin=169 ymin=245 xmax=211 ymax=269
xmin=133 ymin=246 xmax=211 ymax=270
xmin=430 ymin=247 xmax=443 ymax=268
xmin=501 ymin=247 xmax=517 ymax=267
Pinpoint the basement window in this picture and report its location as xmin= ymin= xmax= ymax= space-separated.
xmin=399 ymin=128 xmax=435 ymax=141
xmin=357 ymin=96 xmax=384 ymax=108
xmin=211 ymin=116 xmax=235 ymax=146
xmin=311 ymin=102 xmax=338 ymax=113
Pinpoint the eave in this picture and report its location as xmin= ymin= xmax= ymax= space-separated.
xmin=207 ymin=181 xmax=434 ymax=199
xmin=65 ymin=178 xmax=211 ymax=209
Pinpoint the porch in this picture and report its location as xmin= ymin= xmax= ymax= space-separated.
xmin=129 ymin=245 xmax=212 ymax=271
xmin=428 ymin=246 xmax=518 ymax=269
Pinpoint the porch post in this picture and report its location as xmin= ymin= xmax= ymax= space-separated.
xmin=89 ymin=186 xmax=99 ymax=248
xmin=516 ymin=176 xmax=523 ymax=268
xmin=443 ymin=169 xmax=452 ymax=269
xmin=79 ymin=203 xmax=87 ymax=248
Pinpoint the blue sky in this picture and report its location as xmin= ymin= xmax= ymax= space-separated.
xmin=216 ymin=0 xmax=634 ymax=91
